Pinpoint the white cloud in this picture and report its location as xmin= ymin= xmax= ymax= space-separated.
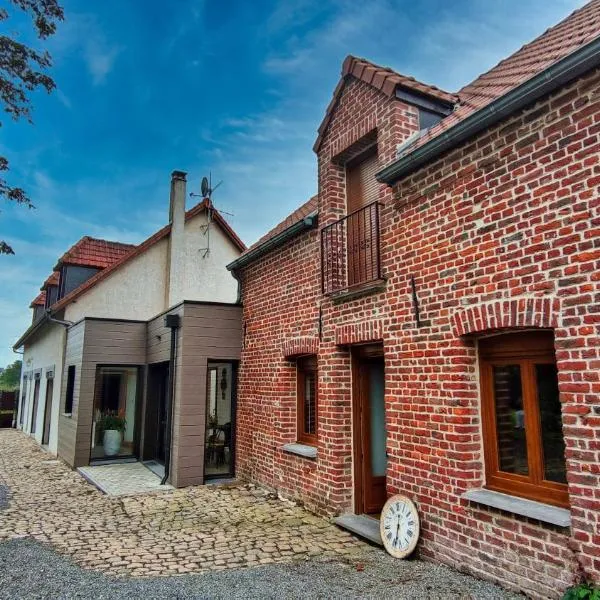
xmin=85 ymin=42 xmax=121 ymax=86
xmin=51 ymin=13 xmax=122 ymax=86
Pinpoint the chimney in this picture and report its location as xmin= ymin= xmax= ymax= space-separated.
xmin=167 ymin=170 xmax=187 ymax=307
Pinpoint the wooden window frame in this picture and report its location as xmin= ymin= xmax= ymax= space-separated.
xmin=479 ymin=331 xmax=569 ymax=508
xmin=297 ymin=356 xmax=318 ymax=446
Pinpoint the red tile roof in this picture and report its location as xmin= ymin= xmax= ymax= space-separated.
xmin=241 ymin=195 xmax=318 ymax=257
xmin=41 ymin=271 xmax=59 ymax=290
xmin=249 ymin=2 xmax=600 ymax=263
xmin=410 ymin=0 xmax=600 ymax=154
xmin=53 ymin=237 xmax=136 ymax=270
xmin=51 ymin=199 xmax=246 ymax=313
xmin=29 ymin=292 xmax=46 ymax=308
xmin=314 ymin=55 xmax=458 ymax=152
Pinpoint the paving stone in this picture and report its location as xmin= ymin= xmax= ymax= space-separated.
xmin=0 ymin=430 xmax=368 ymax=577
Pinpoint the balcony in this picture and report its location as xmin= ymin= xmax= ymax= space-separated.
xmin=321 ymin=201 xmax=382 ymax=295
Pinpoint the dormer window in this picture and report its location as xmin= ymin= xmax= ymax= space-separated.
xmin=58 ymin=265 xmax=100 ymax=300
xmin=418 ymin=107 xmax=444 ymax=131
xmin=45 ymin=285 xmax=59 ymax=309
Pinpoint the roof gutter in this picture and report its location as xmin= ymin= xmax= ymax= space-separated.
xmin=227 ymin=212 xmax=318 ymax=272
xmin=12 ymin=314 xmax=50 ymax=351
xmin=377 ymin=36 xmax=600 ymax=185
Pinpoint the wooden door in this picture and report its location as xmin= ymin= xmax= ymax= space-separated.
xmin=346 ymin=151 xmax=380 ymax=287
xmin=354 ymin=349 xmax=387 ymax=514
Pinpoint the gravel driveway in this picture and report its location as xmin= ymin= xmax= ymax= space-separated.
xmin=0 ymin=430 xmax=522 ymax=599
xmin=0 ymin=538 xmax=521 ymax=600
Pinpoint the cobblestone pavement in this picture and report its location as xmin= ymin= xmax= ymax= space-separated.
xmin=0 ymin=430 xmax=367 ymax=577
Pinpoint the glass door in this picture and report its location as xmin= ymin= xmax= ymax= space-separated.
xmin=204 ymin=362 xmax=236 ymax=479
xmin=91 ymin=365 xmax=140 ymax=461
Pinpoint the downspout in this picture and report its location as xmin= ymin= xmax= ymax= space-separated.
xmin=230 ymin=268 xmax=242 ymax=305
xmin=161 ymin=313 xmax=180 ymax=485
xmin=47 ymin=311 xmax=72 ymax=451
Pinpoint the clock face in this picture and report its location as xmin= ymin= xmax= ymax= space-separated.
xmin=379 ymin=494 xmax=420 ymax=558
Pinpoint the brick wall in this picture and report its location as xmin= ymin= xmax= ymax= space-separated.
xmin=236 ymin=67 xmax=600 ymax=598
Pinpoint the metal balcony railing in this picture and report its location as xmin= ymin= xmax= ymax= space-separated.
xmin=321 ymin=201 xmax=381 ymax=295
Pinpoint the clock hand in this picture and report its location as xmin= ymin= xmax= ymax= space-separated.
xmin=394 ymin=518 xmax=400 ymax=547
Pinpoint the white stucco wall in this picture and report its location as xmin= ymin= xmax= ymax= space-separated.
xmin=64 ymin=211 xmax=240 ymax=324
xmin=18 ymin=323 xmax=65 ymax=454
xmin=182 ymin=212 xmax=240 ymax=303
xmin=64 ymin=238 xmax=169 ymax=323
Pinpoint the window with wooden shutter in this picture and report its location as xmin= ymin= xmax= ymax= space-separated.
xmin=346 ymin=150 xmax=380 ymax=215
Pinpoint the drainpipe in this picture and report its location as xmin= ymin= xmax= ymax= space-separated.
xmin=230 ymin=268 xmax=242 ymax=305
xmin=161 ymin=313 xmax=180 ymax=485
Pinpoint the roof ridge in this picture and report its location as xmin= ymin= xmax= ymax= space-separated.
xmin=458 ymin=0 xmax=600 ymax=99
xmin=347 ymin=55 xmax=458 ymax=97
xmin=379 ymin=0 xmax=600 ymax=182
xmin=83 ymin=236 xmax=136 ymax=245
xmin=314 ymin=54 xmax=458 ymax=152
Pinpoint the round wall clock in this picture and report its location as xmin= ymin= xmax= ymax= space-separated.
xmin=379 ymin=494 xmax=420 ymax=558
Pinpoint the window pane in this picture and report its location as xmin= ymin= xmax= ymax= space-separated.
xmin=92 ymin=366 xmax=138 ymax=459
xmin=304 ymin=372 xmax=316 ymax=435
xmin=536 ymin=364 xmax=567 ymax=484
xmin=493 ymin=365 xmax=528 ymax=475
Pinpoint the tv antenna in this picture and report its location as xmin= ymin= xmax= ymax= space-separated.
xmin=191 ymin=172 xmax=234 ymax=258
xmin=192 ymin=172 xmax=223 ymax=201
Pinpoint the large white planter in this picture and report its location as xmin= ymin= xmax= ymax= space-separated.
xmin=103 ymin=430 xmax=122 ymax=456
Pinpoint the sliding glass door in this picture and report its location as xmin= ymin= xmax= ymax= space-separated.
xmin=91 ymin=365 xmax=140 ymax=461
xmin=204 ymin=362 xmax=236 ymax=479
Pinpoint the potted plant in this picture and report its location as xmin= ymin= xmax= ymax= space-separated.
xmin=97 ymin=411 xmax=127 ymax=457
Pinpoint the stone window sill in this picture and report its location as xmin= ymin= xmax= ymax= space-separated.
xmin=462 ymin=488 xmax=571 ymax=527
xmin=328 ymin=279 xmax=386 ymax=304
xmin=282 ymin=443 xmax=317 ymax=459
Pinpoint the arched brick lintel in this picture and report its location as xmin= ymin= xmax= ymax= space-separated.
xmin=452 ymin=297 xmax=561 ymax=337
xmin=335 ymin=320 xmax=383 ymax=346
xmin=282 ymin=337 xmax=320 ymax=359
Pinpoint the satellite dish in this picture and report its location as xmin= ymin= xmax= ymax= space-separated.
xmin=201 ymin=176 xmax=210 ymax=198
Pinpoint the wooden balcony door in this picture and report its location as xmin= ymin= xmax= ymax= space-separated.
xmin=346 ymin=150 xmax=380 ymax=287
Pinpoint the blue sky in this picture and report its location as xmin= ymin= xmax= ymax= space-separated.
xmin=0 ymin=0 xmax=585 ymax=366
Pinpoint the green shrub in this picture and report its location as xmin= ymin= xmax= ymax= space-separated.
xmin=97 ymin=411 xmax=126 ymax=433
xmin=562 ymin=583 xmax=600 ymax=600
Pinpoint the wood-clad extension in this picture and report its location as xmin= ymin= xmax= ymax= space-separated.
xmin=56 ymin=302 xmax=241 ymax=487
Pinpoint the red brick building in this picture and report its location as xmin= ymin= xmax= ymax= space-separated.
xmin=228 ymin=3 xmax=600 ymax=597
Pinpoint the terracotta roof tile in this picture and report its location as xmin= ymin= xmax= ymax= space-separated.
xmin=240 ymin=195 xmax=318 ymax=258
xmin=53 ymin=237 xmax=136 ymax=270
xmin=41 ymin=271 xmax=59 ymax=290
xmin=409 ymin=0 xmax=600 ymax=154
xmin=29 ymin=292 xmax=46 ymax=308
xmin=314 ymin=56 xmax=458 ymax=152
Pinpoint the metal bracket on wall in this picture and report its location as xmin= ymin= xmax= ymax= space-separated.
xmin=410 ymin=275 xmax=422 ymax=328
xmin=318 ymin=304 xmax=323 ymax=341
